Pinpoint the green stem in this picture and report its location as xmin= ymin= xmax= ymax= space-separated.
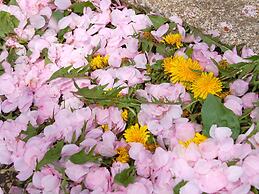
xmin=239 ymin=109 xmax=253 ymax=120
xmin=183 ymin=100 xmax=198 ymax=110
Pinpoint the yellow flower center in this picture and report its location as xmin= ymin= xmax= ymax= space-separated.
xmin=191 ymin=72 xmax=222 ymax=99
xmin=90 ymin=54 xmax=109 ymax=70
xmin=161 ymin=33 xmax=183 ymax=48
xmin=123 ymin=124 xmax=150 ymax=145
xmin=142 ymin=31 xmax=157 ymax=42
xmin=116 ymin=147 xmax=130 ymax=163
xmin=218 ymin=90 xmax=231 ymax=99
xmin=101 ymin=124 xmax=109 ymax=131
xmin=179 ymin=133 xmax=208 ymax=148
xmin=218 ymin=59 xmax=229 ymax=69
xmin=145 ymin=143 xmax=158 ymax=152
xmin=121 ymin=109 xmax=128 ymax=122
xmin=163 ymin=55 xmax=202 ymax=88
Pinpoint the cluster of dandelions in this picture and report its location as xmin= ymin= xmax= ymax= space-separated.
xmin=163 ymin=55 xmax=222 ymax=100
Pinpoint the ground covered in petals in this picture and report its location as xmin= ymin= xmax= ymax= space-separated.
xmin=0 ymin=0 xmax=258 ymax=193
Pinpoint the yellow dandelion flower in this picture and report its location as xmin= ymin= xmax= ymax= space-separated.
xmin=121 ymin=109 xmax=128 ymax=122
xmin=179 ymin=133 xmax=207 ymax=148
xmin=116 ymin=147 xmax=130 ymax=163
xmin=161 ymin=33 xmax=183 ymax=48
xmin=123 ymin=124 xmax=150 ymax=145
xmin=163 ymin=55 xmax=202 ymax=88
xmin=90 ymin=54 xmax=109 ymax=70
xmin=191 ymin=72 xmax=222 ymax=99
xmin=101 ymin=124 xmax=109 ymax=131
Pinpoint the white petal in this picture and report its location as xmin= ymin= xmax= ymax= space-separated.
xmin=54 ymin=0 xmax=71 ymax=10
xmin=29 ymin=15 xmax=45 ymax=29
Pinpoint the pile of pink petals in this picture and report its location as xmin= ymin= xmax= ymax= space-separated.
xmin=0 ymin=0 xmax=258 ymax=193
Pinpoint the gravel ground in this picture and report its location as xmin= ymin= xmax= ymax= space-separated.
xmin=126 ymin=0 xmax=259 ymax=53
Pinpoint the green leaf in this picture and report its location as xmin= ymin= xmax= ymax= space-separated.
xmin=114 ymin=166 xmax=136 ymax=187
xmin=40 ymin=48 xmax=52 ymax=65
xmin=168 ymin=22 xmax=177 ymax=32
xmin=149 ymin=60 xmax=170 ymax=84
xmin=190 ymin=26 xmax=233 ymax=52
xmin=52 ymin=11 xmax=64 ymax=22
xmin=21 ymin=123 xmax=38 ymax=142
xmin=173 ymin=180 xmax=188 ymax=194
xmin=0 ymin=11 xmax=19 ymax=38
xmin=47 ymin=65 xmax=90 ymax=82
xmin=75 ymin=84 xmax=122 ymax=102
xmin=245 ymin=55 xmax=259 ymax=61
xmin=53 ymin=165 xmax=69 ymax=194
xmin=75 ymin=122 xmax=87 ymax=145
xmin=74 ymin=83 xmax=143 ymax=113
xmin=201 ymin=94 xmax=240 ymax=139
xmin=71 ymin=1 xmax=96 ymax=15
xmin=0 ymin=112 xmax=17 ymax=120
xmin=7 ymin=47 xmax=18 ymax=66
xmin=35 ymin=29 xmax=45 ymax=36
xmin=8 ymin=0 xmax=17 ymax=5
xmin=140 ymin=39 xmax=154 ymax=52
xmin=185 ymin=47 xmax=193 ymax=58
xmin=247 ymin=122 xmax=259 ymax=139
xmin=148 ymin=15 xmax=169 ymax=29
xmin=156 ymin=43 xmax=167 ymax=55
xmin=226 ymin=159 xmax=240 ymax=166
xmin=251 ymin=186 xmax=259 ymax=194
xmin=36 ymin=140 xmax=64 ymax=170
xmin=57 ymin=27 xmax=71 ymax=43
xmin=70 ymin=146 xmax=100 ymax=164
xmin=0 ymin=63 xmax=4 ymax=75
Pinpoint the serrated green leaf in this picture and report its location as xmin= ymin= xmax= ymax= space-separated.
xmin=148 ymin=15 xmax=169 ymax=29
xmin=114 ymin=166 xmax=136 ymax=187
xmin=149 ymin=60 xmax=170 ymax=84
xmin=141 ymin=39 xmax=154 ymax=52
xmin=173 ymin=180 xmax=188 ymax=194
xmin=156 ymin=43 xmax=167 ymax=55
xmin=21 ymin=123 xmax=38 ymax=142
xmin=47 ymin=65 xmax=90 ymax=82
xmin=36 ymin=140 xmax=64 ymax=170
xmin=70 ymin=146 xmax=99 ymax=164
xmin=0 ymin=112 xmax=17 ymax=120
xmin=71 ymin=1 xmax=96 ymax=15
xmin=0 ymin=11 xmax=19 ymax=38
xmin=201 ymin=94 xmax=240 ymax=139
